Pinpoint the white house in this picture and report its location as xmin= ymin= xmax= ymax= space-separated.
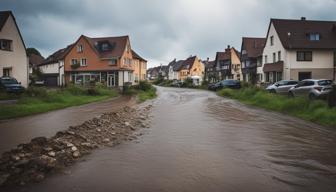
xmin=259 ymin=17 xmax=336 ymax=84
xmin=0 ymin=11 xmax=29 ymax=87
xmin=38 ymin=45 xmax=72 ymax=86
xmin=167 ymin=59 xmax=182 ymax=81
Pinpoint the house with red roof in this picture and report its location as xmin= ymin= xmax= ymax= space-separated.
xmin=41 ymin=35 xmax=147 ymax=88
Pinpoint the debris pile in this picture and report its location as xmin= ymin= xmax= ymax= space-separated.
xmin=0 ymin=105 xmax=152 ymax=187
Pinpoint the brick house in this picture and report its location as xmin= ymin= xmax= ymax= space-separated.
xmin=61 ymin=35 xmax=146 ymax=88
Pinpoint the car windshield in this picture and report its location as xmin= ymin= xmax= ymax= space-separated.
xmin=318 ymin=80 xmax=332 ymax=86
xmin=1 ymin=78 xmax=18 ymax=85
xmin=276 ymin=81 xmax=287 ymax=86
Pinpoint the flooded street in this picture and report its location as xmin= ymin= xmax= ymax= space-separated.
xmin=0 ymin=96 xmax=135 ymax=153
xmin=4 ymin=86 xmax=336 ymax=192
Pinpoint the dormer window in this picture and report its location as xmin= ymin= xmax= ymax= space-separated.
xmin=309 ymin=33 xmax=320 ymax=41
xmin=102 ymin=43 xmax=109 ymax=51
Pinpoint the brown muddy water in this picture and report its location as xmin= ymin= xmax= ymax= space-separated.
xmin=0 ymin=96 xmax=135 ymax=153
xmin=3 ymin=87 xmax=336 ymax=192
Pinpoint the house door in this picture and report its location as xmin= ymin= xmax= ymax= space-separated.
xmin=107 ymin=74 xmax=116 ymax=87
xmin=298 ymin=72 xmax=312 ymax=81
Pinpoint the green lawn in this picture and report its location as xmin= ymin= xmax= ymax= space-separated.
xmin=124 ymin=81 xmax=157 ymax=102
xmin=137 ymin=87 xmax=157 ymax=102
xmin=217 ymin=87 xmax=336 ymax=127
xmin=0 ymin=86 xmax=118 ymax=120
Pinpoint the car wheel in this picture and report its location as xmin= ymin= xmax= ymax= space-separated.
xmin=269 ymin=89 xmax=276 ymax=94
xmin=288 ymin=92 xmax=294 ymax=98
xmin=309 ymin=93 xmax=317 ymax=100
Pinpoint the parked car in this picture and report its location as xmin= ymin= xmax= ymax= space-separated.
xmin=171 ymin=81 xmax=182 ymax=87
xmin=0 ymin=77 xmax=25 ymax=93
xmin=288 ymin=79 xmax=333 ymax=99
xmin=208 ymin=80 xmax=241 ymax=91
xmin=266 ymin=80 xmax=298 ymax=94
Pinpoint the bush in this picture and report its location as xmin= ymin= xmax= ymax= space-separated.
xmin=87 ymin=87 xmax=99 ymax=95
xmin=24 ymin=86 xmax=48 ymax=97
xmin=64 ymin=84 xmax=87 ymax=95
xmin=137 ymin=81 xmax=152 ymax=91
xmin=181 ymin=78 xmax=194 ymax=88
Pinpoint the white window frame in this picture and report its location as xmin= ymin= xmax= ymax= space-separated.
xmin=80 ymin=58 xmax=87 ymax=66
xmin=77 ymin=45 xmax=83 ymax=53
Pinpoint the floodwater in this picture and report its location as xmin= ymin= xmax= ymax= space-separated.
xmin=4 ymin=87 xmax=336 ymax=192
xmin=0 ymin=96 xmax=135 ymax=153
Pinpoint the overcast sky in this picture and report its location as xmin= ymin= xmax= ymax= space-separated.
xmin=2 ymin=0 xmax=336 ymax=67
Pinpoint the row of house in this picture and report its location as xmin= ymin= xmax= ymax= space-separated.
xmin=0 ymin=10 xmax=147 ymax=88
xmin=147 ymin=56 xmax=205 ymax=84
xmin=204 ymin=17 xmax=336 ymax=84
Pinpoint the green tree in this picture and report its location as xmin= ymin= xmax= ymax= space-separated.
xmin=26 ymin=48 xmax=42 ymax=57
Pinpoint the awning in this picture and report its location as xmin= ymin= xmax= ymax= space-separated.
xmin=263 ymin=61 xmax=284 ymax=72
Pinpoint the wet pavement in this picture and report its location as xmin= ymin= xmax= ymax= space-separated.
xmin=0 ymin=96 xmax=135 ymax=153
xmin=3 ymin=86 xmax=336 ymax=192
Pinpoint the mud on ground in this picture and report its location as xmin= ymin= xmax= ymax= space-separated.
xmin=0 ymin=105 xmax=152 ymax=187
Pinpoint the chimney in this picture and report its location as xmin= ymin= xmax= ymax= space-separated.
xmin=301 ymin=17 xmax=306 ymax=21
xmin=225 ymin=45 xmax=231 ymax=52
xmin=332 ymin=24 xmax=336 ymax=32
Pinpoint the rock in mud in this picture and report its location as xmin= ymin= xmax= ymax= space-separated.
xmin=0 ymin=105 xmax=153 ymax=187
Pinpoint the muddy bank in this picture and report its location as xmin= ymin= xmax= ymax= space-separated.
xmin=0 ymin=96 xmax=136 ymax=154
xmin=0 ymin=105 xmax=152 ymax=187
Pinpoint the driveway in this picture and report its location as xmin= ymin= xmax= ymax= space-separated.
xmin=0 ymin=96 xmax=136 ymax=153
xmin=4 ymin=87 xmax=336 ymax=192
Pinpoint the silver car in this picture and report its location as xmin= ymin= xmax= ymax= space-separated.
xmin=266 ymin=80 xmax=298 ymax=94
xmin=288 ymin=79 xmax=333 ymax=99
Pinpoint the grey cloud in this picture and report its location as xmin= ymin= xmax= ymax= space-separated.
xmin=2 ymin=0 xmax=336 ymax=67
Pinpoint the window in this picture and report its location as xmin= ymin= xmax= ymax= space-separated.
xmin=3 ymin=68 xmax=12 ymax=77
xmin=109 ymin=59 xmax=117 ymax=65
xmin=77 ymin=45 xmax=83 ymax=53
xmin=273 ymin=53 xmax=276 ymax=63
xmin=71 ymin=59 xmax=78 ymax=65
xmin=80 ymin=58 xmax=87 ymax=66
xmin=301 ymin=81 xmax=314 ymax=87
xmin=270 ymin=36 xmax=274 ymax=46
xmin=278 ymin=51 xmax=281 ymax=61
xmin=297 ymin=51 xmax=312 ymax=61
xmin=264 ymin=55 xmax=268 ymax=64
xmin=0 ymin=39 xmax=13 ymax=51
xmin=309 ymin=33 xmax=320 ymax=41
xmin=102 ymin=43 xmax=109 ymax=51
